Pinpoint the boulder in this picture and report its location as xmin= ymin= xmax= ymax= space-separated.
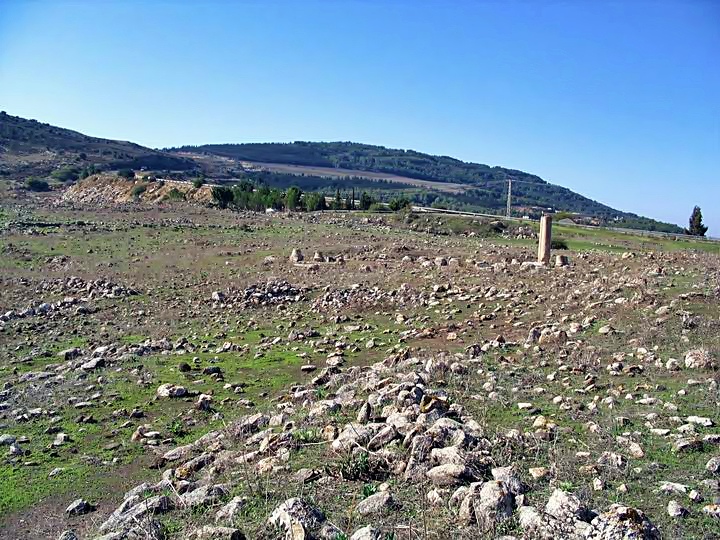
xmin=66 ymin=498 xmax=94 ymax=515
xmin=355 ymin=491 xmax=395 ymax=516
xmin=685 ymin=349 xmax=716 ymax=369
xmin=188 ymin=526 xmax=245 ymax=540
xmin=156 ymin=383 xmax=187 ymax=398
xmin=350 ymin=526 xmax=383 ymax=540
xmin=268 ymin=498 xmax=340 ymax=540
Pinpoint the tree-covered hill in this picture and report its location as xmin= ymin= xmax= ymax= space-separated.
xmin=170 ymin=142 xmax=682 ymax=232
xmin=0 ymin=112 xmax=195 ymax=179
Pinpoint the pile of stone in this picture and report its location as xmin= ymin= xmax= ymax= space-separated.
xmin=1 ymin=277 xmax=138 ymax=323
xmin=211 ymin=280 xmax=306 ymax=309
xmin=311 ymin=284 xmax=421 ymax=313
xmin=91 ymin=344 xmax=663 ymax=540
xmin=43 ymin=276 xmax=139 ymax=299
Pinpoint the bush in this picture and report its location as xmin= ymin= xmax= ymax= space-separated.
xmin=118 ymin=169 xmax=135 ymax=179
xmin=551 ymin=238 xmax=569 ymax=250
xmin=164 ymin=188 xmax=185 ymax=201
xmin=130 ymin=184 xmax=147 ymax=198
xmin=51 ymin=166 xmax=80 ymax=182
xmin=192 ymin=178 xmax=205 ymax=189
xmin=368 ymin=202 xmax=385 ymax=213
xmin=25 ymin=178 xmax=50 ymax=192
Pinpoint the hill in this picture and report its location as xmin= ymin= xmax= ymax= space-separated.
xmin=0 ymin=113 xmax=682 ymax=232
xmin=0 ymin=111 xmax=195 ymax=180
xmin=170 ymin=142 xmax=683 ymax=232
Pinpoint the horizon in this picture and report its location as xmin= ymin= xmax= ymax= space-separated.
xmin=1 ymin=0 xmax=718 ymax=232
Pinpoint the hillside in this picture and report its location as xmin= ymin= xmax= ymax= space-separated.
xmin=0 ymin=112 xmax=195 ymax=179
xmin=61 ymin=174 xmax=213 ymax=205
xmin=0 ymin=113 xmax=682 ymax=232
xmin=170 ymin=142 xmax=682 ymax=232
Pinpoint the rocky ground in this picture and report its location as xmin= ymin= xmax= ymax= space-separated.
xmin=1 ymin=198 xmax=719 ymax=540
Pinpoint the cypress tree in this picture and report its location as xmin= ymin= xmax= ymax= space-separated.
xmin=685 ymin=206 xmax=708 ymax=237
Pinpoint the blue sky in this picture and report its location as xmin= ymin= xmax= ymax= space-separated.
xmin=1 ymin=0 xmax=718 ymax=232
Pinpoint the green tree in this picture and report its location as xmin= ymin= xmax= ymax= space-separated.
xmin=305 ymin=192 xmax=327 ymax=212
xmin=389 ymin=196 xmax=411 ymax=212
xmin=334 ymin=188 xmax=342 ymax=210
xmin=211 ymin=186 xmax=234 ymax=208
xmin=286 ymin=186 xmax=302 ymax=211
xmin=685 ymin=206 xmax=708 ymax=237
xmin=117 ymin=169 xmax=135 ymax=179
xmin=359 ymin=192 xmax=374 ymax=211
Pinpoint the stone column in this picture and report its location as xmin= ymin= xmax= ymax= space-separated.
xmin=538 ymin=214 xmax=552 ymax=265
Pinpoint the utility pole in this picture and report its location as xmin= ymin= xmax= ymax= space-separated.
xmin=506 ymin=179 xmax=512 ymax=217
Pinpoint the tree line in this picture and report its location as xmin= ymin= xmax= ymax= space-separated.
xmin=210 ymin=181 xmax=412 ymax=213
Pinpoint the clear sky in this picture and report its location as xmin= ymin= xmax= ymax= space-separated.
xmin=1 ymin=0 xmax=718 ymax=232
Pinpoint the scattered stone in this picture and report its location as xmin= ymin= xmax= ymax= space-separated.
xmin=66 ymin=498 xmax=94 ymax=515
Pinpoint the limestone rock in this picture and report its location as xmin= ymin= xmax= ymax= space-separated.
xmin=268 ymin=498 xmax=339 ymax=540
xmin=188 ymin=526 xmax=245 ymax=540
xmin=355 ymin=491 xmax=395 ymax=516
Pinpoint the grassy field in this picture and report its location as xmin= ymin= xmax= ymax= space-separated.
xmin=1 ymin=198 xmax=719 ymax=539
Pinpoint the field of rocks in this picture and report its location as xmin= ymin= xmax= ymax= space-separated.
xmin=1 ymin=195 xmax=719 ymax=540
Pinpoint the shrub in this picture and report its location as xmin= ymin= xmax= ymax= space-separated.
xmin=164 ymin=188 xmax=185 ymax=201
xmin=25 ymin=178 xmax=50 ymax=192
xmin=551 ymin=238 xmax=569 ymax=250
xmin=130 ymin=184 xmax=147 ymax=198
xmin=368 ymin=202 xmax=385 ymax=213
xmin=192 ymin=178 xmax=205 ymax=189
xmin=118 ymin=168 xmax=135 ymax=179
xmin=51 ymin=166 xmax=80 ymax=182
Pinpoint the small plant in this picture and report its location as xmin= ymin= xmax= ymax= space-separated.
xmin=338 ymin=451 xmax=370 ymax=480
xmin=167 ymin=419 xmax=187 ymax=437
xmin=558 ymin=480 xmax=575 ymax=491
xmin=362 ymin=483 xmax=378 ymax=498
xmin=292 ymin=428 xmax=320 ymax=444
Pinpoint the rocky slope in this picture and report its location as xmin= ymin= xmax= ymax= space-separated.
xmin=61 ymin=175 xmax=213 ymax=205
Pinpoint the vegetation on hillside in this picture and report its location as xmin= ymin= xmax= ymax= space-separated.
xmin=210 ymin=180 xmax=379 ymax=213
xmin=171 ymin=142 xmax=683 ymax=233
xmin=0 ymin=111 xmax=195 ymax=179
